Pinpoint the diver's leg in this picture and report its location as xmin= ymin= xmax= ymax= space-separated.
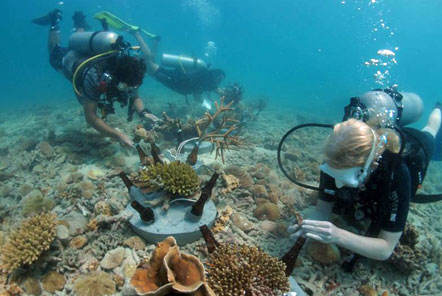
xmin=422 ymin=102 xmax=442 ymax=138
xmin=133 ymin=31 xmax=159 ymax=76
xmin=48 ymin=28 xmax=60 ymax=53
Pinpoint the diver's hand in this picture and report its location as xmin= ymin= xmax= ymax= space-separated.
xmin=287 ymin=224 xmax=305 ymax=241
xmin=142 ymin=112 xmax=159 ymax=123
xmin=117 ymin=133 xmax=135 ymax=149
xmin=301 ymin=220 xmax=341 ymax=244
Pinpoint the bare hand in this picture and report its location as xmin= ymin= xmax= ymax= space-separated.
xmin=301 ymin=220 xmax=341 ymax=244
xmin=143 ymin=112 xmax=159 ymax=123
xmin=118 ymin=133 xmax=135 ymax=149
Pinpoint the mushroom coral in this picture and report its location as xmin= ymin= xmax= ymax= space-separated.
xmin=131 ymin=236 xmax=214 ymax=296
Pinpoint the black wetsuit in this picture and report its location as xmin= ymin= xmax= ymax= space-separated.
xmin=153 ymin=66 xmax=218 ymax=96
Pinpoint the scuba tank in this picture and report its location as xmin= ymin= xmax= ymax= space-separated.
xmin=399 ymin=92 xmax=424 ymax=126
xmin=68 ymin=31 xmax=119 ymax=55
xmin=161 ymin=53 xmax=207 ymax=71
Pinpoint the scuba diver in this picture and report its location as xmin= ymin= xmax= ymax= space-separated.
xmin=129 ymin=29 xmax=226 ymax=104
xmin=280 ymin=88 xmax=441 ymax=269
xmin=32 ymin=9 xmax=159 ymax=148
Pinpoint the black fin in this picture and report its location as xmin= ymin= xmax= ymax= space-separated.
xmin=72 ymin=11 xmax=91 ymax=30
xmin=32 ymin=9 xmax=62 ymax=27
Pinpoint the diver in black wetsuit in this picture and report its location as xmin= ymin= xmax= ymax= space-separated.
xmin=287 ymin=89 xmax=441 ymax=263
xmin=130 ymin=30 xmax=225 ymax=102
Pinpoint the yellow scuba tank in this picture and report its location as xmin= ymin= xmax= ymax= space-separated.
xmin=68 ymin=31 xmax=119 ymax=55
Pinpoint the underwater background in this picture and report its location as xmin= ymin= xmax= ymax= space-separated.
xmin=2 ymin=0 xmax=442 ymax=125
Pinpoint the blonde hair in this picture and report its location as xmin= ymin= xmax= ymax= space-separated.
xmin=324 ymin=119 xmax=376 ymax=169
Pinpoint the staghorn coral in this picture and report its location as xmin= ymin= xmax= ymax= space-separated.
xmin=139 ymin=161 xmax=200 ymax=197
xmin=73 ymin=271 xmax=116 ymax=296
xmin=206 ymin=243 xmax=289 ymax=296
xmin=1 ymin=213 xmax=57 ymax=273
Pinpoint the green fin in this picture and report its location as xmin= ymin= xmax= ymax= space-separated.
xmin=94 ymin=11 xmax=157 ymax=39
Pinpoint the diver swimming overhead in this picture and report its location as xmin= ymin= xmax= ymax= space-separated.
xmin=32 ymin=9 xmax=159 ymax=149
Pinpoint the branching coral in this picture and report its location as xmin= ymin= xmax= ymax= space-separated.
xmin=206 ymin=243 xmax=289 ymax=296
xmin=195 ymin=97 xmax=244 ymax=163
xmin=73 ymin=271 xmax=116 ymax=296
xmin=139 ymin=161 xmax=200 ymax=197
xmin=1 ymin=212 xmax=57 ymax=273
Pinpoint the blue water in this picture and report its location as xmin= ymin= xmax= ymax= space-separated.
xmin=1 ymin=0 xmax=442 ymax=125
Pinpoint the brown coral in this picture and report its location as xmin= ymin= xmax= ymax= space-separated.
xmin=69 ymin=235 xmax=88 ymax=249
xmin=73 ymin=271 xmax=116 ymax=296
xmin=1 ymin=213 xmax=57 ymax=273
xmin=124 ymin=236 xmax=146 ymax=251
xmin=131 ymin=237 xmax=214 ymax=295
xmin=206 ymin=243 xmax=289 ymax=296
xmin=253 ymin=203 xmax=280 ymax=221
xmin=41 ymin=271 xmax=65 ymax=293
xmin=307 ymin=241 xmax=341 ymax=265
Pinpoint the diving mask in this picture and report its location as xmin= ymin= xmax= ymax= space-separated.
xmin=320 ymin=164 xmax=363 ymax=188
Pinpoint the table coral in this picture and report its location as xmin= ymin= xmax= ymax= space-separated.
xmin=206 ymin=243 xmax=289 ymax=296
xmin=1 ymin=212 xmax=57 ymax=273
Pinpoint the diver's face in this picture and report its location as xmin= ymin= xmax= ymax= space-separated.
xmin=117 ymin=82 xmax=139 ymax=92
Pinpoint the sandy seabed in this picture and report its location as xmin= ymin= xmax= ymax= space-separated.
xmin=0 ymin=95 xmax=441 ymax=296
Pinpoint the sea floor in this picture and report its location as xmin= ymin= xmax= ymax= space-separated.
xmin=0 ymin=95 xmax=441 ymax=296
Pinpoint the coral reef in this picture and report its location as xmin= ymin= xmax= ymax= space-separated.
xmin=206 ymin=243 xmax=289 ymax=296
xmin=21 ymin=191 xmax=55 ymax=217
xmin=56 ymin=248 xmax=87 ymax=273
xmin=223 ymin=82 xmax=244 ymax=105
xmin=307 ymin=241 xmax=341 ymax=265
xmin=124 ymin=236 xmax=146 ymax=251
xmin=86 ymin=232 xmax=124 ymax=260
xmin=1 ymin=212 xmax=57 ymax=273
xmin=73 ymin=271 xmax=116 ymax=296
xmin=131 ymin=236 xmax=214 ymax=295
xmin=41 ymin=271 xmax=65 ymax=293
xmin=253 ymin=202 xmax=281 ymax=221
xmin=139 ymin=161 xmax=200 ymax=197
xmin=69 ymin=235 xmax=88 ymax=249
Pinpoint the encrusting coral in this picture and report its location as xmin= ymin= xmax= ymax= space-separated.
xmin=139 ymin=161 xmax=200 ymax=197
xmin=73 ymin=271 xmax=116 ymax=296
xmin=131 ymin=236 xmax=215 ymax=295
xmin=21 ymin=192 xmax=55 ymax=217
xmin=206 ymin=243 xmax=289 ymax=296
xmin=0 ymin=212 xmax=57 ymax=273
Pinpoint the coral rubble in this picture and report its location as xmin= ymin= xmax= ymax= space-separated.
xmin=73 ymin=271 xmax=116 ymax=296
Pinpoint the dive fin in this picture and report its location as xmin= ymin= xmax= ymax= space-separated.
xmin=32 ymin=9 xmax=62 ymax=26
xmin=432 ymin=126 xmax=442 ymax=161
xmin=73 ymin=11 xmax=91 ymax=30
xmin=431 ymin=102 xmax=442 ymax=161
xmin=94 ymin=11 xmax=158 ymax=39
xmin=202 ymin=99 xmax=212 ymax=111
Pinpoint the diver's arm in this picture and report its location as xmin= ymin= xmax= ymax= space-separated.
xmin=132 ymin=96 xmax=159 ymax=122
xmin=301 ymin=220 xmax=402 ymax=261
xmin=132 ymin=31 xmax=159 ymax=76
xmin=83 ymin=99 xmax=134 ymax=147
xmin=334 ymin=228 xmax=401 ymax=260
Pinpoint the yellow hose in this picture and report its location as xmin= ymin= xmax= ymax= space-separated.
xmin=72 ymin=50 xmax=119 ymax=97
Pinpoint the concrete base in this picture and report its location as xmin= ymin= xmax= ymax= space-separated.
xmin=183 ymin=141 xmax=213 ymax=154
xmin=127 ymin=191 xmax=217 ymax=245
